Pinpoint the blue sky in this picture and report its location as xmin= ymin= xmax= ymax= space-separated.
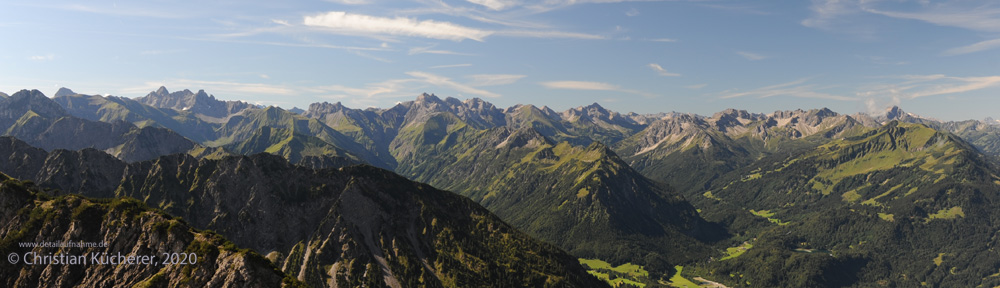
xmin=2 ymin=0 xmax=999 ymax=120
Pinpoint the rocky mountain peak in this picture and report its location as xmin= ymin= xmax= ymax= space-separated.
xmin=304 ymin=101 xmax=347 ymax=117
xmin=582 ymin=102 xmax=606 ymax=112
xmin=985 ymin=117 xmax=1000 ymax=126
xmin=194 ymin=89 xmax=211 ymax=99
xmin=54 ymin=87 xmax=77 ymax=97
xmin=885 ymin=105 xmax=905 ymax=120
xmin=137 ymin=87 xmax=252 ymax=118
xmin=415 ymin=93 xmax=441 ymax=103
xmin=463 ymin=97 xmax=496 ymax=111
xmin=443 ymin=96 xmax=464 ymax=107
xmin=1 ymin=89 xmax=68 ymax=120
xmin=712 ymin=108 xmax=755 ymax=120
xmin=496 ymin=127 xmax=552 ymax=149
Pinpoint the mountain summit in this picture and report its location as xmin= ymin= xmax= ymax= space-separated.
xmin=137 ymin=86 xmax=253 ymax=119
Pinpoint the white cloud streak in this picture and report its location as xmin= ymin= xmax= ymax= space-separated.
xmin=326 ymin=0 xmax=372 ymax=5
xmin=944 ymin=38 xmax=1000 ymax=55
xmin=889 ymin=74 xmax=1000 ymax=98
xmin=465 ymin=74 xmax=527 ymax=86
xmin=467 ymin=0 xmax=521 ymax=11
xmin=720 ymin=78 xmax=856 ymax=101
xmin=540 ymin=80 xmax=656 ymax=97
xmin=408 ymin=46 xmax=474 ymax=55
xmin=29 ymin=54 xmax=56 ymax=61
xmin=646 ymin=38 xmax=678 ymax=42
xmin=304 ymin=11 xmax=493 ymax=41
xmin=801 ymin=0 xmax=858 ymax=29
xmin=541 ymin=81 xmax=620 ymax=91
xmin=406 ymin=71 xmax=502 ymax=98
xmin=430 ymin=63 xmax=474 ymax=69
xmin=736 ymin=51 xmax=766 ymax=60
xmin=493 ymin=30 xmax=605 ymax=39
xmin=648 ymin=63 xmax=680 ymax=76
xmin=861 ymin=4 xmax=1000 ymax=33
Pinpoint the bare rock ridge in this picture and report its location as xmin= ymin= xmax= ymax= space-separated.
xmin=137 ymin=86 xmax=254 ymax=119
xmin=0 ymin=173 xmax=295 ymax=287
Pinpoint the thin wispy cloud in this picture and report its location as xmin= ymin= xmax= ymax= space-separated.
xmin=29 ymin=54 xmax=55 ymax=61
xmin=407 ymin=71 xmax=503 ymax=98
xmin=804 ymin=0 xmax=1000 ymax=50
xmin=408 ymin=46 xmax=474 ymax=55
xmin=877 ymin=74 xmax=1000 ymax=99
xmin=465 ymin=74 xmax=526 ymax=86
xmin=626 ymin=8 xmax=640 ymax=17
xmin=857 ymin=74 xmax=1000 ymax=113
xmin=140 ymin=49 xmax=185 ymax=56
xmin=686 ymin=84 xmax=707 ymax=89
xmin=944 ymin=38 xmax=1000 ymax=55
xmin=468 ymin=0 xmax=521 ymax=11
xmin=540 ymin=80 xmax=656 ymax=97
xmin=326 ymin=0 xmax=371 ymax=4
xmin=801 ymin=0 xmax=859 ymax=29
xmin=648 ymin=63 xmax=680 ymax=77
xmin=494 ymin=30 xmax=605 ymax=39
xmin=700 ymin=3 xmax=771 ymax=15
xmin=646 ymin=38 xmax=678 ymax=42
xmin=523 ymin=0 xmax=679 ymax=14
xmin=720 ymin=78 xmax=856 ymax=101
xmin=49 ymin=4 xmax=187 ymax=19
xmin=736 ymin=51 xmax=766 ymax=61
xmin=179 ymin=36 xmax=389 ymax=52
xmin=430 ymin=63 xmax=473 ymax=69
xmin=860 ymin=4 xmax=1000 ymax=33
xmin=304 ymin=11 xmax=493 ymax=41
xmin=541 ymin=81 xmax=620 ymax=91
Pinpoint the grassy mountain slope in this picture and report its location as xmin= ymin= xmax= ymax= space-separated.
xmin=213 ymin=106 xmax=389 ymax=168
xmin=682 ymin=121 xmax=1000 ymax=287
xmin=224 ymin=126 xmax=363 ymax=164
xmin=390 ymin=111 xmax=724 ymax=276
xmin=615 ymin=109 xmax=867 ymax=196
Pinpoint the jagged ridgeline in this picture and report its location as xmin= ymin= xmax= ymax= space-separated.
xmin=0 ymin=89 xmax=225 ymax=162
xmin=0 ymin=139 xmax=607 ymax=288
xmin=10 ymin=86 xmax=1000 ymax=287
xmin=684 ymin=122 xmax=1000 ymax=287
xmin=0 ymin=173 xmax=302 ymax=287
xmin=613 ymin=108 xmax=869 ymax=196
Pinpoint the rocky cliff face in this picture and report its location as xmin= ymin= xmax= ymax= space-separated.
xmin=0 ymin=174 xmax=295 ymax=287
xmin=136 ymin=87 xmax=254 ymax=120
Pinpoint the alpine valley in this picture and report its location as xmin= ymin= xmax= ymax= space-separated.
xmin=3 ymin=87 xmax=1000 ymax=287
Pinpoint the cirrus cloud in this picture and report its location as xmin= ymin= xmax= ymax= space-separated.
xmin=648 ymin=63 xmax=680 ymax=76
xmin=540 ymin=80 xmax=655 ymax=97
xmin=304 ymin=11 xmax=493 ymax=42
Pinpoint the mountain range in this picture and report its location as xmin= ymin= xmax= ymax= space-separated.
xmin=2 ymin=86 xmax=1000 ymax=287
